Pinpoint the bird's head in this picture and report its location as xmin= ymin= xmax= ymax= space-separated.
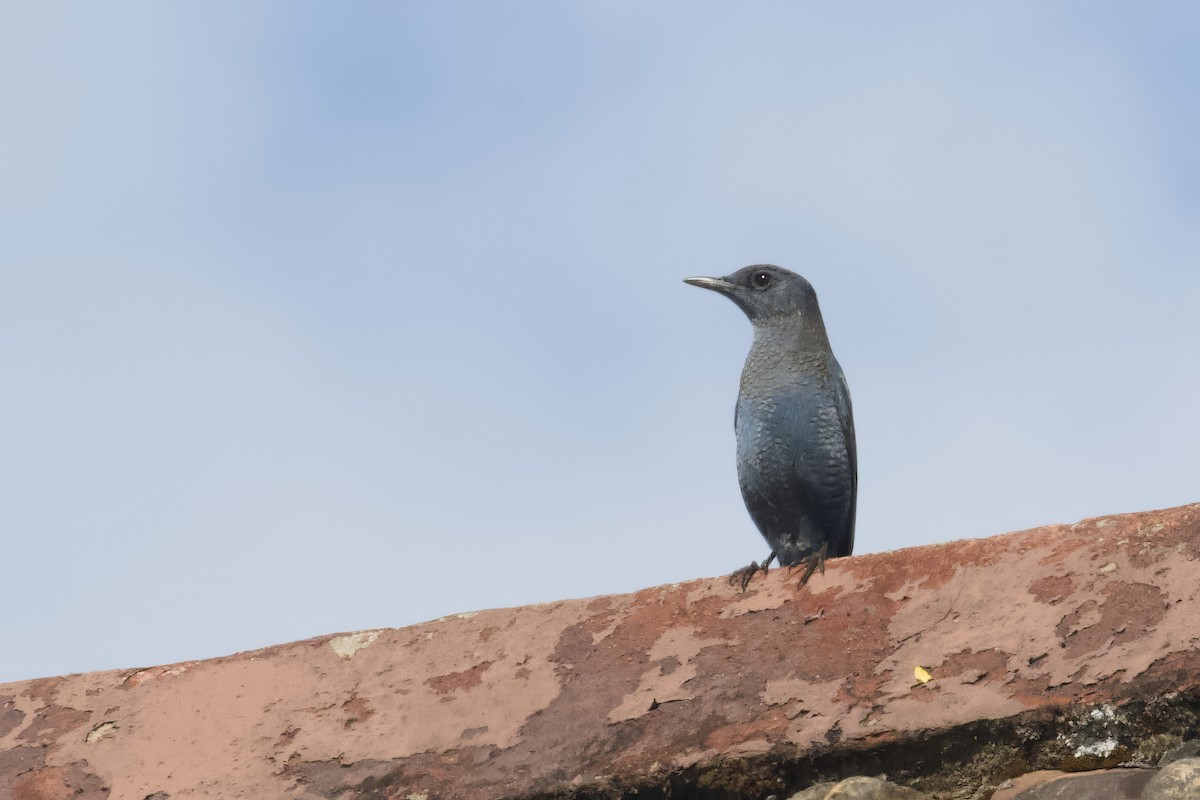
xmin=684 ymin=265 xmax=822 ymax=326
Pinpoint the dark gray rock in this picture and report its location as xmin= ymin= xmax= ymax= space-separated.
xmin=996 ymin=768 xmax=1154 ymax=800
xmin=1158 ymin=739 xmax=1200 ymax=767
xmin=1026 ymin=770 xmax=1150 ymax=799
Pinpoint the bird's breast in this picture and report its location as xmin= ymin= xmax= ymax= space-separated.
xmin=735 ymin=357 xmax=850 ymax=480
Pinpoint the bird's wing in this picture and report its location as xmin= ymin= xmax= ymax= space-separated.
xmin=831 ymin=360 xmax=857 ymax=556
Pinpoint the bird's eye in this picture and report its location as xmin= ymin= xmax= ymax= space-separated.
xmin=751 ymin=271 xmax=772 ymax=288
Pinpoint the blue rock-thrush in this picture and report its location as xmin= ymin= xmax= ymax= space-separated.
xmin=685 ymin=265 xmax=857 ymax=590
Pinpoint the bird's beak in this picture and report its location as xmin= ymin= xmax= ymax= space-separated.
xmin=683 ymin=276 xmax=736 ymax=295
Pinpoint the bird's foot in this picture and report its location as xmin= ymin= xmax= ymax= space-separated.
xmin=727 ymin=561 xmax=767 ymax=592
xmin=727 ymin=551 xmax=777 ymax=592
xmin=788 ymin=542 xmax=829 ymax=586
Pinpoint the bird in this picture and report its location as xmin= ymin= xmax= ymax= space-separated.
xmin=684 ymin=265 xmax=856 ymax=590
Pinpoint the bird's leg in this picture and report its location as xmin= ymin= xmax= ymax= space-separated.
xmin=788 ymin=541 xmax=829 ymax=586
xmin=728 ymin=550 xmax=777 ymax=592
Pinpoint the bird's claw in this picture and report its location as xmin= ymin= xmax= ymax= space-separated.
xmin=728 ymin=560 xmax=768 ymax=592
xmin=787 ymin=542 xmax=829 ymax=586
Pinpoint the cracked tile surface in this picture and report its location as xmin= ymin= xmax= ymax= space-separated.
xmin=2 ymin=503 xmax=1198 ymax=799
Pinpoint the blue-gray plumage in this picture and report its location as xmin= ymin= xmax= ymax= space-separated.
xmin=685 ymin=265 xmax=856 ymax=590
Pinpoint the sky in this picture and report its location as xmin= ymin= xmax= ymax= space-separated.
xmin=2 ymin=3 xmax=1198 ymax=684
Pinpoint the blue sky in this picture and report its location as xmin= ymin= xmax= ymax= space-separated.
xmin=3 ymin=3 xmax=1198 ymax=683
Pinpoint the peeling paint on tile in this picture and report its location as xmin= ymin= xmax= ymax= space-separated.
xmin=2 ymin=503 xmax=1198 ymax=800
xmin=329 ymin=630 xmax=381 ymax=659
xmin=607 ymin=627 xmax=729 ymax=723
xmin=85 ymin=721 xmax=117 ymax=743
